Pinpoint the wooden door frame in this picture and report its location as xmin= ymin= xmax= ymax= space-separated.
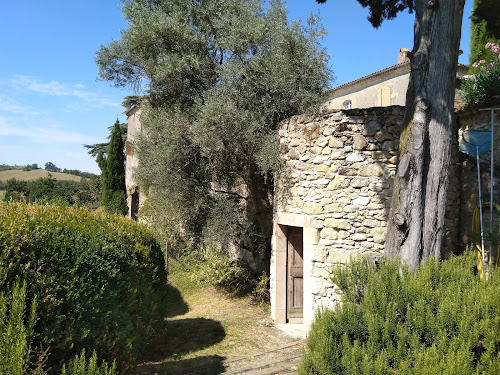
xmin=286 ymin=225 xmax=304 ymax=323
xmin=271 ymin=213 xmax=317 ymax=329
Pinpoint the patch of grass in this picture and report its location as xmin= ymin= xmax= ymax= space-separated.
xmin=136 ymin=258 xmax=289 ymax=375
xmin=0 ymin=190 xmax=5 ymax=201
xmin=0 ymin=169 xmax=84 ymax=183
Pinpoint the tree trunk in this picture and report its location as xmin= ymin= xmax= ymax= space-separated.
xmin=385 ymin=0 xmax=465 ymax=270
xmin=246 ymin=161 xmax=273 ymax=273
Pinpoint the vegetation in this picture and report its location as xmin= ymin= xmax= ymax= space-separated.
xmin=60 ymin=168 xmax=99 ymax=179
xmin=0 ymin=282 xmax=41 ymax=375
xmin=23 ymin=163 xmax=40 ymax=171
xmin=45 ymin=162 xmax=61 ymax=173
xmin=462 ymin=42 xmax=500 ymax=104
xmin=0 ymin=202 xmax=166 ymax=372
xmin=469 ymin=0 xmax=500 ymax=73
xmin=96 ymin=0 xmax=331 ymax=269
xmin=101 ymin=120 xmax=127 ymax=215
xmin=61 ymin=350 xmax=117 ymax=375
xmin=472 ymin=0 xmax=500 ymax=40
xmin=84 ymin=122 xmax=127 ymax=159
xmin=3 ymin=175 xmax=101 ymax=209
xmin=300 ymin=251 xmax=500 ymax=374
xmin=178 ymin=249 xmax=259 ymax=295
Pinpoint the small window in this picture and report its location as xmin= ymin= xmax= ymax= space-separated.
xmin=343 ymin=100 xmax=352 ymax=110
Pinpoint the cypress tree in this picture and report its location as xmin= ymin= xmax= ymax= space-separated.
xmin=102 ymin=119 xmax=127 ymax=215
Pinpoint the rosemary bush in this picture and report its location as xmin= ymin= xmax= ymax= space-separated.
xmin=300 ymin=251 xmax=500 ymax=374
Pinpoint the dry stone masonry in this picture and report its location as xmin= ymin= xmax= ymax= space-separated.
xmin=271 ymin=105 xmax=463 ymax=326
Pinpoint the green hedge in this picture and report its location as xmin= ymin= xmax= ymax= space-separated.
xmin=0 ymin=202 xmax=166 ymax=372
xmin=300 ymin=251 xmax=500 ymax=375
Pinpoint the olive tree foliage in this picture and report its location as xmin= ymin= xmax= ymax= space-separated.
xmin=96 ymin=0 xmax=331 ymax=261
xmin=318 ymin=0 xmax=465 ymax=270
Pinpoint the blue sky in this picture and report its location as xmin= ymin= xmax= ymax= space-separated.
xmin=0 ymin=0 xmax=473 ymax=174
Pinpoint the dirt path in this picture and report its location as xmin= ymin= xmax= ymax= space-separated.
xmin=135 ymin=263 xmax=303 ymax=374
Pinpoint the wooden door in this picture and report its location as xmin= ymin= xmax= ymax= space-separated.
xmin=287 ymin=226 xmax=303 ymax=323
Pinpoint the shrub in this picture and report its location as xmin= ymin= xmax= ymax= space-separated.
xmin=0 ymin=282 xmax=43 ymax=375
xmin=61 ymin=350 xmax=117 ymax=375
xmin=0 ymin=202 xmax=166 ymax=372
xmin=461 ymin=42 xmax=500 ymax=104
xmin=183 ymin=249 xmax=258 ymax=295
xmin=300 ymin=251 xmax=500 ymax=375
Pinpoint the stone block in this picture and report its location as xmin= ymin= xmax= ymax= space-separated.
xmin=352 ymin=196 xmax=370 ymax=206
xmin=346 ymin=152 xmax=365 ymax=162
xmin=325 ymin=218 xmax=351 ymax=230
xmin=329 ymin=137 xmax=344 ymax=148
xmin=372 ymin=227 xmax=387 ymax=244
xmin=315 ymin=164 xmax=329 ymax=172
xmin=359 ymin=164 xmax=384 ymax=177
xmin=288 ymin=148 xmax=300 ymax=160
xmin=330 ymin=149 xmax=346 ymax=159
xmin=313 ymin=178 xmax=330 ymax=186
xmin=350 ymin=177 xmax=369 ymax=188
xmin=352 ymin=233 xmax=367 ymax=241
xmin=320 ymin=227 xmax=338 ymax=240
xmin=353 ymin=134 xmax=368 ymax=150
xmin=375 ymin=131 xmax=392 ymax=142
xmin=328 ymin=175 xmax=348 ymax=190
xmin=324 ymin=203 xmax=343 ymax=213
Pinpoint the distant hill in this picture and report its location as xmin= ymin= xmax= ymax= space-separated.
xmin=0 ymin=169 xmax=86 ymax=183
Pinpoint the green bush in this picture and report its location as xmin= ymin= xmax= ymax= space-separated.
xmin=300 ymin=251 xmax=500 ymax=375
xmin=0 ymin=202 xmax=166 ymax=372
xmin=61 ymin=350 xmax=117 ymax=375
xmin=0 ymin=282 xmax=43 ymax=375
xmin=461 ymin=42 xmax=500 ymax=104
xmin=182 ymin=250 xmax=258 ymax=295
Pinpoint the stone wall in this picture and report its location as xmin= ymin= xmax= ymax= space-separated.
xmin=125 ymin=104 xmax=145 ymax=220
xmin=271 ymin=105 xmax=461 ymax=323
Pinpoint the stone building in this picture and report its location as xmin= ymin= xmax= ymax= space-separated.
xmin=125 ymin=104 xmax=144 ymax=220
xmin=270 ymin=103 xmax=499 ymax=335
xmin=322 ymin=48 xmax=468 ymax=111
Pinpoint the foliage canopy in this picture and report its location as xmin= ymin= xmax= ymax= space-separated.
xmin=96 ymin=0 xmax=331 ymax=258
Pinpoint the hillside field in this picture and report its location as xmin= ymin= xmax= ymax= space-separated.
xmin=0 ymin=169 xmax=86 ymax=183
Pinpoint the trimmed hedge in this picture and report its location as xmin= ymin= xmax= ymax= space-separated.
xmin=300 ymin=251 xmax=500 ymax=375
xmin=0 ymin=202 xmax=166 ymax=372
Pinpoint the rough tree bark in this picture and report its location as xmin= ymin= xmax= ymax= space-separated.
xmin=385 ymin=0 xmax=465 ymax=270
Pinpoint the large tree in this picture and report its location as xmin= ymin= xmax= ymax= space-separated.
xmin=96 ymin=0 xmax=330 ymax=265
xmin=318 ymin=0 xmax=465 ymax=270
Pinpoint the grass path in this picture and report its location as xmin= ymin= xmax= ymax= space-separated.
xmin=135 ymin=260 xmax=300 ymax=374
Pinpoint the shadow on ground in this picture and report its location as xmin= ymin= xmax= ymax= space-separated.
xmin=136 ymin=318 xmax=226 ymax=375
xmin=165 ymin=283 xmax=189 ymax=318
xmin=137 ymin=355 xmax=226 ymax=375
xmin=148 ymin=318 xmax=225 ymax=359
xmin=135 ymin=282 xmax=227 ymax=374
